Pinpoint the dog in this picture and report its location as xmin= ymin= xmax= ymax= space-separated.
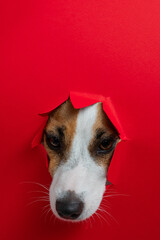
xmin=42 ymin=98 xmax=120 ymax=222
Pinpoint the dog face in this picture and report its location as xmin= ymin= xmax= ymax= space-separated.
xmin=42 ymin=99 xmax=120 ymax=222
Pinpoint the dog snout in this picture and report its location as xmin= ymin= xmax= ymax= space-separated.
xmin=56 ymin=191 xmax=84 ymax=220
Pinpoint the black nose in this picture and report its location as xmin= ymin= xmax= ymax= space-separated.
xmin=56 ymin=192 xmax=84 ymax=220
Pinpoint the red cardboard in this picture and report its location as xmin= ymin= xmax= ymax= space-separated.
xmin=1 ymin=1 xmax=160 ymax=240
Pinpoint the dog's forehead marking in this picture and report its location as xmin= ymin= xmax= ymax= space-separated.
xmin=75 ymin=102 xmax=99 ymax=145
xmin=66 ymin=102 xmax=99 ymax=168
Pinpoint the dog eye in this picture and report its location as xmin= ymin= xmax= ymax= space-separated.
xmin=46 ymin=136 xmax=60 ymax=149
xmin=98 ymin=138 xmax=115 ymax=153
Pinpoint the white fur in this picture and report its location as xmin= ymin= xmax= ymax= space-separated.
xmin=49 ymin=103 xmax=107 ymax=221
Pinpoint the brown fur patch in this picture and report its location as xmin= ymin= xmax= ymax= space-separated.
xmin=43 ymin=99 xmax=79 ymax=176
xmin=88 ymin=103 xmax=119 ymax=168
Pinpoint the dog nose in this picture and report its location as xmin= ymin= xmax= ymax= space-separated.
xmin=56 ymin=192 xmax=84 ymax=220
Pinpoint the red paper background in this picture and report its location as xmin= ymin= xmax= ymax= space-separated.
xmin=1 ymin=1 xmax=160 ymax=240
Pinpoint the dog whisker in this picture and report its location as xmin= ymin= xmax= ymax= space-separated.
xmin=88 ymin=215 xmax=93 ymax=229
xmin=81 ymin=218 xmax=88 ymax=230
xmin=103 ymin=193 xmax=129 ymax=198
xmin=41 ymin=204 xmax=51 ymax=219
xmin=94 ymin=211 xmax=104 ymax=226
xmin=49 ymin=210 xmax=54 ymax=224
xmin=90 ymin=213 xmax=96 ymax=224
xmin=42 ymin=203 xmax=51 ymax=211
xmin=98 ymin=206 xmax=119 ymax=225
xmin=100 ymin=202 xmax=111 ymax=209
xmin=20 ymin=181 xmax=49 ymax=191
xmin=29 ymin=197 xmax=50 ymax=201
xmin=97 ymin=209 xmax=111 ymax=226
xmin=28 ymin=190 xmax=49 ymax=195
xmin=91 ymin=213 xmax=100 ymax=228
xmin=44 ymin=208 xmax=52 ymax=224
xmin=104 ymin=189 xmax=130 ymax=194
xmin=41 ymin=205 xmax=51 ymax=218
xmin=26 ymin=199 xmax=50 ymax=207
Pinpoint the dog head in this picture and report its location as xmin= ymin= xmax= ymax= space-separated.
xmin=42 ymin=98 xmax=120 ymax=222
